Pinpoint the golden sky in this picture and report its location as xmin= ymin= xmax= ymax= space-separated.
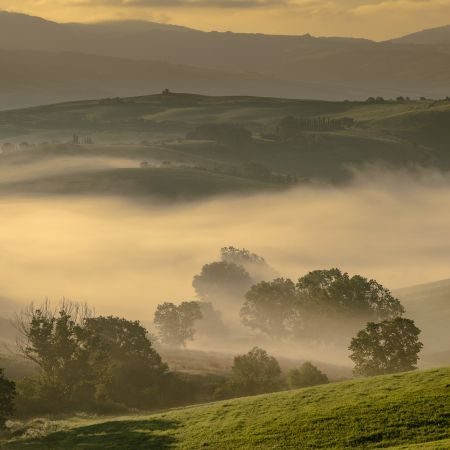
xmin=0 ymin=0 xmax=449 ymax=40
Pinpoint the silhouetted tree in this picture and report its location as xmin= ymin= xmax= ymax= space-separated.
xmin=15 ymin=300 xmax=93 ymax=387
xmin=154 ymin=301 xmax=202 ymax=347
xmin=240 ymin=278 xmax=298 ymax=339
xmin=193 ymin=261 xmax=252 ymax=304
xmin=0 ymin=369 xmax=15 ymax=429
xmin=349 ymin=317 xmax=423 ymax=377
xmin=77 ymin=316 xmax=168 ymax=409
xmin=15 ymin=301 xmax=169 ymax=412
xmin=221 ymin=246 xmax=277 ymax=281
xmin=295 ymin=269 xmax=404 ymax=340
xmin=240 ymin=269 xmax=404 ymax=342
xmin=288 ymin=362 xmax=328 ymax=388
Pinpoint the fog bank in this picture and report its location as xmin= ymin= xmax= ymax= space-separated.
xmin=1 ymin=168 xmax=450 ymax=322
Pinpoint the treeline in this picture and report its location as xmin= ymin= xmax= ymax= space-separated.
xmin=0 ymin=298 xmax=329 ymax=426
xmin=153 ymin=246 xmax=423 ymax=377
xmin=186 ymin=123 xmax=252 ymax=146
xmin=277 ymin=115 xmax=354 ymax=139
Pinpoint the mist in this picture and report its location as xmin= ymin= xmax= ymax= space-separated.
xmin=1 ymin=167 xmax=449 ymax=322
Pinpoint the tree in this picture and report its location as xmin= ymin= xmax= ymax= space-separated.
xmin=227 ymin=347 xmax=283 ymax=396
xmin=15 ymin=300 xmax=92 ymax=386
xmin=288 ymin=362 xmax=328 ymax=388
xmin=221 ymin=246 xmax=277 ymax=281
xmin=295 ymin=269 xmax=404 ymax=340
xmin=15 ymin=301 xmax=169 ymax=412
xmin=240 ymin=278 xmax=299 ymax=339
xmin=0 ymin=369 xmax=15 ymax=429
xmin=349 ymin=317 xmax=423 ymax=377
xmin=154 ymin=302 xmax=202 ymax=347
xmin=193 ymin=261 xmax=252 ymax=304
xmin=79 ymin=316 xmax=168 ymax=409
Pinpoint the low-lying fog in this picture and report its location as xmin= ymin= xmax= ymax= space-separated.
xmin=0 ymin=156 xmax=143 ymax=183
xmin=0 ymin=167 xmax=449 ymax=362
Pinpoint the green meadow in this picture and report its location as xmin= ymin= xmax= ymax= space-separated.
xmin=3 ymin=367 xmax=449 ymax=449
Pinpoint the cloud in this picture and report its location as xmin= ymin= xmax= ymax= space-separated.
xmin=0 ymin=0 xmax=449 ymax=39
xmin=74 ymin=0 xmax=291 ymax=9
xmin=352 ymin=0 xmax=450 ymax=15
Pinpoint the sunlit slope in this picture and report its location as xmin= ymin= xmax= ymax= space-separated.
xmin=4 ymin=368 xmax=450 ymax=449
xmin=395 ymin=279 xmax=450 ymax=365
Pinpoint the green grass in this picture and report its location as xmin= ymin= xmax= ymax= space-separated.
xmin=3 ymin=368 xmax=450 ymax=449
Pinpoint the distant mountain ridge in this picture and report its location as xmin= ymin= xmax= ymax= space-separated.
xmin=392 ymin=24 xmax=450 ymax=45
xmin=0 ymin=11 xmax=449 ymax=108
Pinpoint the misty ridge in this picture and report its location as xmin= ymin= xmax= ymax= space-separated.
xmin=0 ymin=11 xmax=450 ymax=109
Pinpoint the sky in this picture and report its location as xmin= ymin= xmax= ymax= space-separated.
xmin=0 ymin=0 xmax=449 ymax=40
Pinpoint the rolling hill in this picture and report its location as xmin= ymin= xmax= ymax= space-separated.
xmin=0 ymin=93 xmax=449 ymax=199
xmin=395 ymin=279 xmax=450 ymax=364
xmin=2 ymin=367 xmax=449 ymax=449
xmin=0 ymin=11 xmax=449 ymax=108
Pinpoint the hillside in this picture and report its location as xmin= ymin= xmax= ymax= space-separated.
xmin=0 ymin=93 xmax=449 ymax=199
xmin=3 ymin=368 xmax=450 ymax=449
xmin=392 ymin=24 xmax=450 ymax=45
xmin=0 ymin=49 xmax=323 ymax=111
xmin=396 ymin=279 xmax=450 ymax=362
xmin=0 ymin=12 xmax=450 ymax=107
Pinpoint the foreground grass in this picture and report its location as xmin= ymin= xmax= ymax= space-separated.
xmin=2 ymin=368 xmax=449 ymax=449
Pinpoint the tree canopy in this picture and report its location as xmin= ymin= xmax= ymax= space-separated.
xmin=154 ymin=301 xmax=202 ymax=347
xmin=221 ymin=246 xmax=276 ymax=281
xmin=241 ymin=278 xmax=299 ymax=339
xmin=15 ymin=301 xmax=169 ymax=412
xmin=349 ymin=317 xmax=423 ymax=376
xmin=193 ymin=261 xmax=252 ymax=304
xmin=240 ymin=268 xmax=405 ymax=342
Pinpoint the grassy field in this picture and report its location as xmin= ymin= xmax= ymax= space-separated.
xmin=3 ymin=367 xmax=449 ymax=449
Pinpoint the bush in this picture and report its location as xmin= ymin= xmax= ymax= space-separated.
xmin=288 ymin=362 xmax=329 ymax=388
xmin=0 ymin=369 xmax=15 ymax=429
xmin=217 ymin=347 xmax=284 ymax=398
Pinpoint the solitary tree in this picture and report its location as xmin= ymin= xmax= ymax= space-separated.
xmin=349 ymin=317 xmax=423 ymax=376
xmin=240 ymin=278 xmax=299 ymax=339
xmin=288 ymin=362 xmax=328 ymax=388
xmin=0 ymin=369 xmax=15 ymax=429
xmin=154 ymin=301 xmax=202 ymax=347
xmin=227 ymin=347 xmax=283 ymax=396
